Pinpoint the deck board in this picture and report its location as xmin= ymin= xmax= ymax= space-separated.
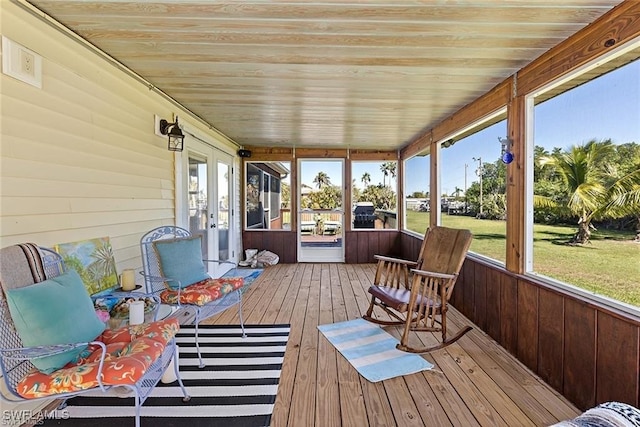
xmin=203 ymin=263 xmax=580 ymax=427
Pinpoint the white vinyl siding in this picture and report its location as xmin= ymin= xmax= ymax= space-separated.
xmin=0 ymin=2 xmax=238 ymax=270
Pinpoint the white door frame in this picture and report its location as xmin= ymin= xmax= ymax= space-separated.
xmin=177 ymin=138 xmax=237 ymax=277
xmin=297 ymin=158 xmax=345 ymax=263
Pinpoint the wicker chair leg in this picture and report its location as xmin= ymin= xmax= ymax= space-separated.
xmin=133 ymin=390 xmax=142 ymax=427
xmin=170 ymin=342 xmax=191 ymax=402
xmin=193 ymin=309 xmax=205 ymax=369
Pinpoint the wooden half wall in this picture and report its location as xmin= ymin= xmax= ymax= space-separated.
xmin=242 ymin=230 xmax=400 ymax=264
xmin=400 ymin=232 xmax=640 ymax=411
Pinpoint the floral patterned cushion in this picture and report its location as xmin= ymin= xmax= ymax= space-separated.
xmin=16 ymin=318 xmax=179 ymax=398
xmin=160 ymin=277 xmax=244 ymax=306
xmin=99 ymin=318 xmax=179 ymax=347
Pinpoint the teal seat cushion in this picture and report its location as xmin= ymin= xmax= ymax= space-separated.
xmin=153 ymin=236 xmax=209 ymax=289
xmin=6 ymin=269 xmax=106 ymax=374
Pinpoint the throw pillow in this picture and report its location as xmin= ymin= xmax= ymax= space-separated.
xmin=153 ymin=236 xmax=209 ymax=289
xmin=6 ymin=269 xmax=106 ymax=373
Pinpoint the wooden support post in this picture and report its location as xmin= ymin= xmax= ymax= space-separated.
xmin=505 ymin=94 xmax=526 ymax=274
xmin=429 ymin=131 xmax=439 ymax=229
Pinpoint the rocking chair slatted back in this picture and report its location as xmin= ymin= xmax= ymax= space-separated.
xmin=420 ymin=227 xmax=472 ymax=300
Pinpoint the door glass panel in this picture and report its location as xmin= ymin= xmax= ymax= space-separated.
xmin=299 ymin=160 xmax=343 ymax=249
xmin=217 ymin=161 xmax=230 ymax=262
xmin=188 ymin=156 xmax=209 ymax=259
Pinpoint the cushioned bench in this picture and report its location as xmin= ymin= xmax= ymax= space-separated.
xmin=0 ymin=243 xmax=190 ymax=427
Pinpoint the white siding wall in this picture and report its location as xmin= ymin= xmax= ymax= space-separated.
xmin=0 ymin=2 xmax=239 ymax=270
xmin=233 ymin=156 xmax=243 ymax=260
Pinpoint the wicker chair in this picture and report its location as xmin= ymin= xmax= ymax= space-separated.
xmin=140 ymin=225 xmax=246 ymax=368
xmin=0 ymin=243 xmax=189 ymax=427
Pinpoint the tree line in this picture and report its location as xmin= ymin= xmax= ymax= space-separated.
xmin=301 ymin=162 xmax=398 ymax=211
xmin=463 ymin=139 xmax=639 ymax=244
xmin=296 ymin=145 xmax=639 ymax=245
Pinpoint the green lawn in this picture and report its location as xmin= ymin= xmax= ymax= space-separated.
xmin=406 ymin=210 xmax=640 ymax=307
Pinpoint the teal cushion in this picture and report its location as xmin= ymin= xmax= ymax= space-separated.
xmin=6 ymin=269 xmax=106 ymax=373
xmin=153 ymin=236 xmax=209 ymax=289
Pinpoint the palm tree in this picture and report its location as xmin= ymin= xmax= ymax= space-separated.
xmin=538 ymin=140 xmax=640 ymax=244
xmin=361 ymin=172 xmax=371 ymax=187
xmin=453 ymin=187 xmax=463 ymax=199
xmin=313 ymin=171 xmax=331 ymax=189
xmin=380 ymin=162 xmax=396 ymax=187
xmin=387 ymin=162 xmax=397 ymax=180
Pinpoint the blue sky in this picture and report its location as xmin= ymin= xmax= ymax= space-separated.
xmin=407 ymin=59 xmax=639 ymax=195
xmin=297 ymin=60 xmax=639 ymax=197
xmin=300 ymin=160 xmax=344 ymax=188
xmin=299 ymin=160 xmax=398 ymax=193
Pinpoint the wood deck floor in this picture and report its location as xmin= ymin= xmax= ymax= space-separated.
xmin=204 ymin=263 xmax=580 ymax=427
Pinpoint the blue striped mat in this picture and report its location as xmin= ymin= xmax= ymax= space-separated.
xmin=318 ymin=318 xmax=433 ymax=382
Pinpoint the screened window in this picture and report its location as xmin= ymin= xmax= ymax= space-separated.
xmin=404 ymin=155 xmax=430 ymax=235
xmin=439 ymin=117 xmax=507 ymax=263
xmin=351 ymin=161 xmax=397 ymax=230
xmin=530 ymin=57 xmax=639 ymax=308
xmin=244 ymin=162 xmax=290 ymax=230
xmin=270 ymin=176 xmax=280 ymax=220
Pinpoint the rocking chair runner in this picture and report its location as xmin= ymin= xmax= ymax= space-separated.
xmin=363 ymin=226 xmax=473 ymax=353
xmin=140 ymin=225 xmax=246 ymax=368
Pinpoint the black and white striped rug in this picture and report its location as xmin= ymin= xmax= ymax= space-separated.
xmin=55 ymin=324 xmax=290 ymax=427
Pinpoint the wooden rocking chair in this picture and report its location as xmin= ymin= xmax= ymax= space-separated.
xmin=363 ymin=226 xmax=473 ymax=353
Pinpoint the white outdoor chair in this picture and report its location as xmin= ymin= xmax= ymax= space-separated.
xmin=140 ymin=225 xmax=246 ymax=368
xmin=0 ymin=243 xmax=189 ymax=427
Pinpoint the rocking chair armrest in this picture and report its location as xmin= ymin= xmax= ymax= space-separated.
xmin=409 ymin=268 xmax=457 ymax=280
xmin=374 ymin=255 xmax=418 ymax=266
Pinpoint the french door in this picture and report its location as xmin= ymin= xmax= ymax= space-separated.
xmin=182 ymin=139 xmax=236 ymax=277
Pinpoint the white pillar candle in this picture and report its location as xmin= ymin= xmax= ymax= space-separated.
xmin=128 ymin=300 xmax=145 ymax=325
xmin=161 ymin=345 xmax=179 ymax=384
xmin=121 ymin=269 xmax=136 ymax=291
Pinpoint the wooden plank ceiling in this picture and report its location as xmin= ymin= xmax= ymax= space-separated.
xmin=26 ymin=0 xmax=622 ymax=151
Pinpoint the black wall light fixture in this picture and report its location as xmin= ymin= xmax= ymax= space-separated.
xmin=159 ymin=116 xmax=185 ymax=152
